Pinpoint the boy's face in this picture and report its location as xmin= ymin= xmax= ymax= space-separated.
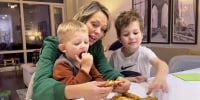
xmin=63 ymin=32 xmax=89 ymax=62
xmin=118 ymin=21 xmax=143 ymax=51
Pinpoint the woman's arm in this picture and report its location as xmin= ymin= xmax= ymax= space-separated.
xmin=32 ymin=36 xmax=67 ymax=100
xmin=65 ymin=81 xmax=113 ymax=99
xmin=89 ymin=40 xmax=123 ymax=80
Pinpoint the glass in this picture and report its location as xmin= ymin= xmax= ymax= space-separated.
xmin=172 ymin=0 xmax=197 ymax=44
xmin=54 ymin=7 xmax=63 ymax=35
xmin=23 ymin=0 xmax=63 ymax=3
xmin=0 ymin=2 xmax=23 ymax=51
xmin=0 ymin=53 xmax=24 ymax=67
xmin=23 ymin=4 xmax=51 ymax=49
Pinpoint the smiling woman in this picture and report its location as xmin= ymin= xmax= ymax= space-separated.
xmin=32 ymin=1 xmax=130 ymax=100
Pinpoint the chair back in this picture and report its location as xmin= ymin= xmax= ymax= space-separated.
xmin=169 ymin=55 xmax=200 ymax=73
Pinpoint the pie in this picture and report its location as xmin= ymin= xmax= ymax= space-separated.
xmin=104 ymin=80 xmax=122 ymax=87
xmin=112 ymin=92 xmax=157 ymax=100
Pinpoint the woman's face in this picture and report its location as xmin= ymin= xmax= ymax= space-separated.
xmin=86 ymin=11 xmax=108 ymax=46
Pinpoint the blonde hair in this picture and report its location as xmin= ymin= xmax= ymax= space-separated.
xmin=57 ymin=20 xmax=88 ymax=44
xmin=73 ymin=1 xmax=111 ymax=34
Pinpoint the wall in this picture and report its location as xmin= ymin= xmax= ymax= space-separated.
xmin=64 ymin=0 xmax=200 ymax=51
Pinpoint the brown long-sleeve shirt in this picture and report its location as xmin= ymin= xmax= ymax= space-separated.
xmin=53 ymin=60 xmax=104 ymax=85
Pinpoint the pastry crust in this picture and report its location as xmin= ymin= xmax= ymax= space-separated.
xmin=112 ymin=92 xmax=157 ymax=100
xmin=104 ymin=80 xmax=122 ymax=87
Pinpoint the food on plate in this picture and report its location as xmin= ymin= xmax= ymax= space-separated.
xmin=112 ymin=96 xmax=132 ymax=100
xmin=112 ymin=92 xmax=157 ymax=100
xmin=104 ymin=80 xmax=122 ymax=87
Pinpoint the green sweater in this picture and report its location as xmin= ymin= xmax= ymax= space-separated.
xmin=32 ymin=36 xmax=123 ymax=100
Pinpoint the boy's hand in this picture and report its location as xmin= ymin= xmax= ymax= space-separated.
xmin=147 ymin=78 xmax=168 ymax=95
xmin=76 ymin=53 xmax=93 ymax=73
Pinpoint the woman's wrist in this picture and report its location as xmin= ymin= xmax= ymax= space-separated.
xmin=64 ymin=85 xmax=83 ymax=99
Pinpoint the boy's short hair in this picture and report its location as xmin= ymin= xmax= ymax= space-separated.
xmin=115 ymin=10 xmax=144 ymax=37
xmin=57 ymin=20 xmax=88 ymax=44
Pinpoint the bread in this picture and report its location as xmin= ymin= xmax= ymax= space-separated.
xmin=112 ymin=92 xmax=157 ymax=100
xmin=104 ymin=80 xmax=122 ymax=87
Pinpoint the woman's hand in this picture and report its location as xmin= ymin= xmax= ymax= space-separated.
xmin=113 ymin=77 xmax=131 ymax=93
xmin=65 ymin=81 xmax=113 ymax=100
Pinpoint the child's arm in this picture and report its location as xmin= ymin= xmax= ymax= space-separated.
xmin=90 ymin=64 xmax=105 ymax=81
xmin=53 ymin=62 xmax=93 ymax=85
xmin=147 ymin=57 xmax=169 ymax=95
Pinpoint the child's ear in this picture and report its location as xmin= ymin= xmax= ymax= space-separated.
xmin=58 ymin=44 xmax=66 ymax=53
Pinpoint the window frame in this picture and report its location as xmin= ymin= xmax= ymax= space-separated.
xmin=0 ymin=0 xmax=64 ymax=64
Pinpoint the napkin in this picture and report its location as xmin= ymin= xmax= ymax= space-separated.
xmin=172 ymin=73 xmax=200 ymax=81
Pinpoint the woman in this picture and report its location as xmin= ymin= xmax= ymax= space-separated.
xmin=32 ymin=1 xmax=130 ymax=100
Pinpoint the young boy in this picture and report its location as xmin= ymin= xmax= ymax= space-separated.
xmin=110 ymin=10 xmax=168 ymax=94
xmin=53 ymin=20 xmax=104 ymax=85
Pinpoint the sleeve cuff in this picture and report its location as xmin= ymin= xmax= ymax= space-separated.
xmin=54 ymin=83 xmax=67 ymax=100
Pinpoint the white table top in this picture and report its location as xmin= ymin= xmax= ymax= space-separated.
xmin=157 ymin=68 xmax=200 ymax=100
xmin=76 ymin=68 xmax=200 ymax=100
xmin=129 ymin=68 xmax=200 ymax=100
xmin=109 ymin=68 xmax=200 ymax=100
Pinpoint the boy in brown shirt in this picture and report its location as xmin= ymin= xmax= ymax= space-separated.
xmin=53 ymin=20 xmax=104 ymax=85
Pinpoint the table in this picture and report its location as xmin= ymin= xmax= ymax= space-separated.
xmin=76 ymin=68 xmax=200 ymax=100
xmin=156 ymin=68 xmax=200 ymax=100
xmin=129 ymin=68 xmax=200 ymax=100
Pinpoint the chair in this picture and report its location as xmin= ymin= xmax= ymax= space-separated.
xmin=169 ymin=55 xmax=200 ymax=73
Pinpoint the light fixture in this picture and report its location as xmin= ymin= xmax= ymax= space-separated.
xmin=8 ymin=3 xmax=18 ymax=8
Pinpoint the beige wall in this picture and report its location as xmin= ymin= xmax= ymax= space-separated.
xmin=64 ymin=0 xmax=200 ymax=51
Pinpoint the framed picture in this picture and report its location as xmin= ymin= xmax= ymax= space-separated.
xmin=172 ymin=0 xmax=198 ymax=44
xmin=132 ymin=0 xmax=150 ymax=43
xmin=150 ymin=0 xmax=170 ymax=43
